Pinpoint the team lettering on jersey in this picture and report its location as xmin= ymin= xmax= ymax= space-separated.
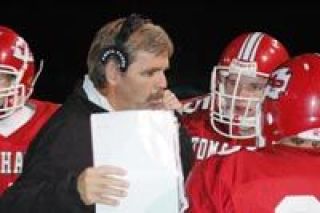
xmin=192 ymin=136 xmax=257 ymax=160
xmin=0 ymin=151 xmax=23 ymax=175
xmin=179 ymin=94 xmax=211 ymax=115
xmin=192 ymin=136 xmax=241 ymax=159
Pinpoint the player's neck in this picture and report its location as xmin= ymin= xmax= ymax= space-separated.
xmin=281 ymin=138 xmax=320 ymax=149
xmin=0 ymin=105 xmax=35 ymax=137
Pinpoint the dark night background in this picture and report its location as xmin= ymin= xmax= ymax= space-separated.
xmin=0 ymin=1 xmax=318 ymax=103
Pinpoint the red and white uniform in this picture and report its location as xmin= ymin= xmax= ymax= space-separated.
xmin=0 ymin=99 xmax=58 ymax=194
xmin=180 ymin=94 xmax=256 ymax=163
xmin=180 ymin=32 xmax=290 ymax=163
xmin=186 ymin=144 xmax=320 ymax=213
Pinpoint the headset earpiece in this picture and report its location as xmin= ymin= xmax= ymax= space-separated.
xmin=100 ymin=13 xmax=150 ymax=72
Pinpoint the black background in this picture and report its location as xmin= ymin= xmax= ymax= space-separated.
xmin=0 ymin=1 xmax=318 ymax=102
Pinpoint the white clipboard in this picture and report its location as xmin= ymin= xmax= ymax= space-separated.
xmin=91 ymin=110 xmax=187 ymax=213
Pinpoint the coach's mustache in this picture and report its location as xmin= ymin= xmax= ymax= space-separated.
xmin=146 ymin=90 xmax=164 ymax=102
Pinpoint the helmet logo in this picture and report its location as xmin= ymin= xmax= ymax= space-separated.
xmin=265 ymin=67 xmax=291 ymax=100
xmin=12 ymin=37 xmax=34 ymax=63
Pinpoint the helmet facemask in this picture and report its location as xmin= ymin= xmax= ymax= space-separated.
xmin=0 ymin=66 xmax=26 ymax=119
xmin=210 ymin=59 xmax=269 ymax=139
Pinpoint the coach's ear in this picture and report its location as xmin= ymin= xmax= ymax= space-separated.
xmin=105 ymin=60 xmax=122 ymax=86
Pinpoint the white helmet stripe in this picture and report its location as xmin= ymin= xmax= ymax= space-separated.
xmin=237 ymin=34 xmax=252 ymax=60
xmin=249 ymin=33 xmax=264 ymax=61
xmin=238 ymin=32 xmax=263 ymax=62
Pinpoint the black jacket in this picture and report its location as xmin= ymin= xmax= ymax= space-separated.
xmin=1 ymin=87 xmax=193 ymax=213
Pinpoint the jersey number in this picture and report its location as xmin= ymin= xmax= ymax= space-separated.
xmin=276 ymin=195 xmax=320 ymax=213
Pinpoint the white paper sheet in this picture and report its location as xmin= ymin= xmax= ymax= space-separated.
xmin=90 ymin=110 xmax=187 ymax=213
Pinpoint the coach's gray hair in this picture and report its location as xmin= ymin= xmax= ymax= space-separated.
xmin=87 ymin=17 xmax=174 ymax=89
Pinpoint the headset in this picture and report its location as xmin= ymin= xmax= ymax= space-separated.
xmin=100 ymin=13 xmax=150 ymax=72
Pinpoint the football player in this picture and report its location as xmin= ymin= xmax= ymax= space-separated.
xmin=186 ymin=53 xmax=320 ymax=212
xmin=180 ymin=32 xmax=289 ymax=161
xmin=0 ymin=26 xmax=59 ymax=195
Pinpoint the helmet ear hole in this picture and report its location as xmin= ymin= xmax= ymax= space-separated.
xmin=0 ymin=26 xmax=35 ymax=118
xmin=210 ymin=32 xmax=289 ymax=140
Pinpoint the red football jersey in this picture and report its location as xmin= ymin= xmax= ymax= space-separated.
xmin=0 ymin=99 xmax=59 ymax=194
xmin=186 ymin=144 xmax=320 ymax=213
xmin=180 ymin=94 xmax=256 ymax=163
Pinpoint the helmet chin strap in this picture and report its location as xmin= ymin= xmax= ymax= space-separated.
xmin=0 ymin=98 xmax=4 ymax=108
xmin=232 ymin=115 xmax=256 ymax=136
xmin=238 ymin=115 xmax=256 ymax=129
